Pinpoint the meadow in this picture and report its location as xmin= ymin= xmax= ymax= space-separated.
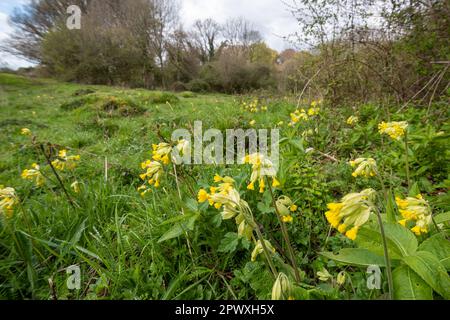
xmin=0 ymin=72 xmax=449 ymax=300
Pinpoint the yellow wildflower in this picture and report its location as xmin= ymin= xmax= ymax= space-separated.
xmin=349 ymin=158 xmax=377 ymax=178
xmin=139 ymin=160 xmax=164 ymax=188
xmin=70 ymin=181 xmax=80 ymax=193
xmin=346 ymin=116 xmax=359 ymax=126
xmin=152 ymin=143 xmax=172 ymax=165
xmin=272 ymin=272 xmax=292 ymax=300
xmin=243 ymin=153 xmax=279 ymax=193
xmin=51 ymin=150 xmax=80 ymax=171
xmin=395 ymin=194 xmax=432 ymax=236
xmin=282 ymin=215 xmax=293 ymax=223
xmin=21 ymin=163 xmax=45 ymax=187
xmin=308 ymin=107 xmax=320 ymax=116
xmin=249 ymin=120 xmax=256 ymax=126
xmin=21 ymin=128 xmax=32 ymax=136
xmin=325 ymin=189 xmax=376 ymax=240
xmin=0 ymin=186 xmax=18 ymax=217
xmin=251 ymin=239 xmax=276 ymax=262
xmin=378 ymin=121 xmax=408 ymax=140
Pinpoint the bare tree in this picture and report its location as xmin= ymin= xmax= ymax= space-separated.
xmin=222 ymin=17 xmax=262 ymax=48
xmin=191 ymin=18 xmax=222 ymax=63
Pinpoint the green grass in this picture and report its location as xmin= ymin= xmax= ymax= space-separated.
xmin=0 ymin=73 xmax=448 ymax=300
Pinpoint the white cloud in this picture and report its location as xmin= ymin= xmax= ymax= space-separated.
xmin=181 ymin=0 xmax=299 ymax=51
xmin=0 ymin=8 xmax=35 ymax=69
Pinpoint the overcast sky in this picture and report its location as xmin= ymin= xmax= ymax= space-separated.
xmin=0 ymin=0 xmax=299 ymax=69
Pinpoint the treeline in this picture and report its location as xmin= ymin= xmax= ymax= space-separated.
xmin=2 ymin=0 xmax=449 ymax=103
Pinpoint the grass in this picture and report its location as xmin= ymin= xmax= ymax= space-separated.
xmin=0 ymin=73 xmax=448 ymax=300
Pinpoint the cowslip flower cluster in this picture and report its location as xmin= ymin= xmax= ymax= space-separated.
xmin=51 ymin=150 xmax=80 ymax=171
xmin=346 ymin=116 xmax=359 ymax=126
xmin=198 ymin=175 xmax=255 ymax=240
xmin=349 ymin=158 xmax=377 ymax=178
xmin=138 ymin=160 xmax=164 ymax=195
xmin=396 ymin=194 xmax=432 ymax=236
xmin=378 ymin=121 xmax=408 ymax=140
xmin=0 ymin=186 xmax=18 ymax=217
xmin=289 ymin=109 xmax=309 ymax=125
xmin=241 ymin=99 xmax=267 ymax=113
xmin=275 ymin=196 xmax=298 ymax=223
xmin=21 ymin=163 xmax=45 ymax=187
xmin=325 ymin=188 xmax=376 ymax=240
xmin=243 ymin=153 xmax=280 ymax=193
xmin=21 ymin=128 xmax=32 ymax=136
xmin=139 ymin=139 xmax=190 ymax=195
xmin=152 ymin=143 xmax=172 ymax=165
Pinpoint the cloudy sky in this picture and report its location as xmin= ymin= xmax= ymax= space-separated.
xmin=0 ymin=0 xmax=299 ymax=69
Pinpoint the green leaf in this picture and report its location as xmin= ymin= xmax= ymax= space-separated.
xmin=392 ymin=265 xmax=433 ymax=300
xmin=385 ymin=191 xmax=397 ymax=223
xmin=184 ymin=198 xmax=198 ymax=212
xmin=418 ymin=234 xmax=450 ymax=270
xmin=218 ymin=232 xmax=239 ymax=253
xmin=288 ymin=138 xmax=304 ymax=152
xmin=158 ymin=214 xmax=198 ymax=243
xmin=403 ymin=251 xmax=450 ymax=299
xmin=408 ymin=182 xmax=420 ymax=197
xmin=434 ymin=212 xmax=450 ymax=224
xmin=383 ymin=223 xmax=418 ymax=257
xmin=357 ymin=223 xmax=417 ymax=259
xmin=320 ymin=248 xmax=386 ymax=267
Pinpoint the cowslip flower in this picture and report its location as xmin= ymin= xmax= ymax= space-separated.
xmin=349 ymin=158 xmax=377 ymax=178
xmin=308 ymin=107 xmax=320 ymax=116
xmin=346 ymin=116 xmax=359 ymax=126
xmin=276 ymin=196 xmax=298 ymax=223
xmin=325 ymin=188 xmax=376 ymax=240
xmin=139 ymin=160 xmax=164 ymax=188
xmin=378 ymin=121 xmax=408 ymax=140
xmin=21 ymin=163 xmax=45 ymax=187
xmin=251 ymin=239 xmax=276 ymax=262
xmin=175 ymin=139 xmax=190 ymax=157
xmin=272 ymin=272 xmax=292 ymax=300
xmin=290 ymin=109 xmax=309 ymax=125
xmin=0 ymin=186 xmax=18 ymax=217
xmin=71 ymin=181 xmax=80 ymax=193
xmin=21 ymin=128 xmax=32 ymax=136
xmin=198 ymin=175 xmax=256 ymax=240
xmin=51 ymin=150 xmax=80 ymax=171
xmin=152 ymin=143 xmax=172 ymax=165
xmin=396 ymin=194 xmax=432 ymax=236
xmin=243 ymin=153 xmax=280 ymax=193
xmin=317 ymin=268 xmax=331 ymax=281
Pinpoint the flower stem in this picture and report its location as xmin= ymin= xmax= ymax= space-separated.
xmin=266 ymin=177 xmax=301 ymax=283
xmin=39 ymin=143 xmax=76 ymax=209
xmin=374 ymin=207 xmax=394 ymax=300
xmin=404 ymin=132 xmax=410 ymax=189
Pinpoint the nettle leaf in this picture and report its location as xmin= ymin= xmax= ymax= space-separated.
xmin=218 ymin=232 xmax=239 ymax=253
xmin=158 ymin=213 xmax=198 ymax=243
xmin=320 ymin=248 xmax=386 ymax=267
xmin=418 ymin=234 xmax=450 ymax=270
xmin=403 ymin=251 xmax=450 ymax=299
xmin=393 ymin=265 xmax=433 ymax=300
xmin=257 ymin=201 xmax=274 ymax=214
